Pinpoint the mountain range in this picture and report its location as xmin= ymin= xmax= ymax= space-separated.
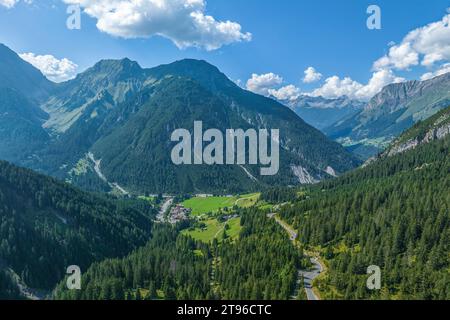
xmin=277 ymin=95 xmax=365 ymax=131
xmin=0 ymin=41 xmax=448 ymax=301
xmin=0 ymin=44 xmax=359 ymax=194
xmin=324 ymin=72 xmax=450 ymax=159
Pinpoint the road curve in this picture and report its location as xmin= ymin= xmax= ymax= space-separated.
xmin=301 ymin=257 xmax=323 ymax=300
xmin=267 ymin=213 xmax=324 ymax=300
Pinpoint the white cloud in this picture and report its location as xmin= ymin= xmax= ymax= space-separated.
xmin=310 ymin=69 xmax=405 ymax=101
xmin=19 ymin=53 xmax=78 ymax=82
xmin=246 ymin=73 xmax=283 ymax=96
xmin=303 ymin=67 xmax=322 ymax=83
xmin=63 ymin=0 xmax=251 ymax=51
xmin=373 ymin=12 xmax=450 ymax=70
xmin=420 ymin=63 xmax=450 ymax=81
xmin=247 ymin=69 xmax=405 ymax=102
xmin=0 ymin=0 xmax=32 ymax=8
xmin=356 ymin=69 xmax=405 ymax=99
xmin=373 ymin=42 xmax=419 ymax=70
xmin=269 ymin=85 xmax=301 ymax=101
xmin=311 ymin=10 xmax=449 ymax=101
xmin=0 ymin=0 xmax=19 ymax=8
xmin=310 ymin=76 xmax=363 ymax=100
xmin=246 ymin=73 xmax=301 ymax=101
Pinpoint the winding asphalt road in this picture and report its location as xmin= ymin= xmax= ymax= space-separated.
xmin=300 ymin=257 xmax=323 ymax=300
xmin=156 ymin=198 xmax=173 ymax=223
xmin=267 ymin=213 xmax=324 ymax=300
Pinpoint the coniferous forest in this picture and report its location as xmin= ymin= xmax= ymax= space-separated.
xmin=0 ymin=25 xmax=449 ymax=302
xmin=0 ymin=160 xmax=155 ymax=290
xmin=281 ymin=136 xmax=450 ymax=299
xmin=54 ymin=208 xmax=304 ymax=300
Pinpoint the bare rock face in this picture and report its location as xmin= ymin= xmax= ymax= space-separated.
xmin=387 ymin=139 xmax=420 ymax=157
xmin=382 ymin=108 xmax=450 ymax=159
xmin=435 ymin=123 xmax=450 ymax=140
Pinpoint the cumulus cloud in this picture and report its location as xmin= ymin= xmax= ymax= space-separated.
xmin=303 ymin=67 xmax=322 ymax=83
xmin=310 ymin=76 xmax=362 ymax=100
xmin=0 ymin=0 xmax=19 ymax=8
xmin=63 ymin=0 xmax=251 ymax=51
xmin=312 ymin=10 xmax=449 ymax=101
xmin=246 ymin=73 xmax=302 ymax=101
xmin=420 ymin=62 xmax=450 ymax=81
xmin=19 ymin=53 xmax=78 ymax=82
xmin=245 ymin=69 xmax=405 ymax=102
xmin=310 ymin=69 xmax=405 ymax=101
xmin=373 ymin=12 xmax=450 ymax=70
xmin=246 ymin=73 xmax=283 ymax=96
xmin=268 ymin=85 xmax=301 ymax=101
xmin=0 ymin=0 xmax=33 ymax=8
xmin=355 ymin=69 xmax=405 ymax=99
xmin=373 ymin=42 xmax=419 ymax=70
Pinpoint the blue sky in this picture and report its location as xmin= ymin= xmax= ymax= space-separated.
xmin=1 ymin=0 xmax=449 ymax=101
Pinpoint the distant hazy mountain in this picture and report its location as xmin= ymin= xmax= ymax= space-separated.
xmin=278 ymin=95 xmax=365 ymax=130
xmin=0 ymin=44 xmax=359 ymax=194
xmin=325 ymin=72 xmax=450 ymax=159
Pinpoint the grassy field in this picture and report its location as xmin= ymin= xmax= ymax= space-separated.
xmin=182 ymin=193 xmax=260 ymax=216
xmin=138 ymin=196 xmax=156 ymax=204
xmin=182 ymin=217 xmax=241 ymax=243
xmin=226 ymin=216 xmax=242 ymax=239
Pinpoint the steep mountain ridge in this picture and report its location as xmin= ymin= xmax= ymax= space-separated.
xmin=0 ymin=44 xmax=360 ymax=193
xmin=325 ymin=72 xmax=450 ymax=159
xmin=0 ymin=44 xmax=53 ymax=102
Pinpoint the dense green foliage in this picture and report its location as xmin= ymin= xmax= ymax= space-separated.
xmin=0 ymin=88 xmax=49 ymax=165
xmin=215 ymin=209 xmax=304 ymax=299
xmin=260 ymin=187 xmax=299 ymax=203
xmin=281 ymin=136 xmax=450 ymax=299
xmin=55 ymin=225 xmax=213 ymax=300
xmin=55 ymin=208 xmax=303 ymax=300
xmin=0 ymin=160 xmax=155 ymax=290
xmin=0 ymin=270 xmax=21 ymax=299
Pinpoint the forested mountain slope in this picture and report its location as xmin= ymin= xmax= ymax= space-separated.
xmin=0 ymin=44 xmax=53 ymax=103
xmin=39 ymin=58 xmax=359 ymax=194
xmin=382 ymin=105 xmax=450 ymax=158
xmin=0 ymin=160 xmax=154 ymax=292
xmin=55 ymin=208 xmax=304 ymax=300
xmin=0 ymin=44 xmax=359 ymax=194
xmin=280 ymin=129 xmax=450 ymax=299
